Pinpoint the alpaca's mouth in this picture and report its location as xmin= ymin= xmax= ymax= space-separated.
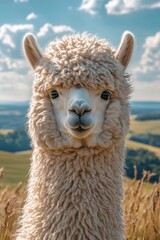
xmin=76 ymin=126 xmax=86 ymax=132
xmin=69 ymin=125 xmax=92 ymax=139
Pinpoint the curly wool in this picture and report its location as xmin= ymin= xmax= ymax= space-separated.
xmin=17 ymin=148 xmax=125 ymax=240
xmin=34 ymin=34 xmax=131 ymax=99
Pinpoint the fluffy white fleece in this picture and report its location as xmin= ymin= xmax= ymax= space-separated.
xmin=16 ymin=32 xmax=134 ymax=240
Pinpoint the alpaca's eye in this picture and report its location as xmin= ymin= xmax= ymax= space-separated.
xmin=101 ymin=91 xmax=110 ymax=100
xmin=50 ymin=90 xmax=59 ymax=99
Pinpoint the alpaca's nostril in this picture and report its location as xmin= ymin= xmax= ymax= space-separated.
xmin=69 ymin=108 xmax=91 ymax=116
xmin=68 ymin=100 xmax=91 ymax=116
xmin=81 ymin=108 xmax=92 ymax=116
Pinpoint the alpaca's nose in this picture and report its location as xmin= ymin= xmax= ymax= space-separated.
xmin=68 ymin=100 xmax=91 ymax=116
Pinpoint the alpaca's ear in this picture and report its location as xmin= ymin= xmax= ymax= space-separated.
xmin=23 ymin=33 xmax=43 ymax=69
xmin=115 ymin=31 xmax=134 ymax=69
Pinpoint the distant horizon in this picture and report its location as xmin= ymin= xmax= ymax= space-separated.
xmin=0 ymin=100 xmax=160 ymax=105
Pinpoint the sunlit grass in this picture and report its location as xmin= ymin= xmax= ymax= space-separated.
xmin=124 ymin=171 xmax=160 ymax=240
xmin=126 ymin=140 xmax=160 ymax=157
xmin=0 ymin=167 xmax=160 ymax=240
xmin=0 ymin=130 xmax=14 ymax=135
xmin=130 ymin=119 xmax=160 ymax=135
xmin=126 ymin=118 xmax=160 ymax=157
xmin=0 ymin=151 xmax=30 ymax=186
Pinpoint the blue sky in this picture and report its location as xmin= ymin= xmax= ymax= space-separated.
xmin=0 ymin=0 xmax=160 ymax=102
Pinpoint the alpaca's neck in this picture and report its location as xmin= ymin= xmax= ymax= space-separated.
xmin=17 ymin=146 xmax=125 ymax=240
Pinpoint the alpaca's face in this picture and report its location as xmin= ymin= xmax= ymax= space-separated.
xmin=50 ymin=85 xmax=110 ymax=146
xmin=23 ymin=32 xmax=134 ymax=149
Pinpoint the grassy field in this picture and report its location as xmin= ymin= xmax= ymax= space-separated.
xmin=127 ymin=118 xmax=160 ymax=156
xmin=130 ymin=118 xmax=160 ymax=135
xmin=126 ymin=139 xmax=160 ymax=157
xmin=0 ymin=151 xmax=30 ymax=186
xmin=0 ymin=130 xmax=14 ymax=135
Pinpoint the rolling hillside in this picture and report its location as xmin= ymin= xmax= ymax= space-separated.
xmin=127 ymin=118 xmax=160 ymax=156
xmin=0 ymin=117 xmax=160 ymax=185
xmin=0 ymin=151 xmax=30 ymax=186
xmin=130 ymin=118 xmax=160 ymax=135
xmin=126 ymin=139 xmax=160 ymax=157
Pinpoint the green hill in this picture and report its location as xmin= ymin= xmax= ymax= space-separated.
xmin=129 ymin=118 xmax=160 ymax=135
xmin=0 ymin=118 xmax=160 ymax=185
xmin=0 ymin=151 xmax=30 ymax=186
xmin=126 ymin=140 xmax=160 ymax=157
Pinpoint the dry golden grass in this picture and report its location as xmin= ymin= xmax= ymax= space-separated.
xmin=0 ymin=130 xmax=14 ymax=135
xmin=0 ymin=167 xmax=160 ymax=240
xmin=130 ymin=118 xmax=160 ymax=135
xmin=124 ymin=169 xmax=160 ymax=240
xmin=126 ymin=139 xmax=160 ymax=157
xmin=0 ymin=168 xmax=25 ymax=240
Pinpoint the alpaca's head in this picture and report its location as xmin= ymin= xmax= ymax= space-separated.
xmin=23 ymin=32 xmax=134 ymax=150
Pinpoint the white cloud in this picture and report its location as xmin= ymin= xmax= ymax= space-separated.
xmin=105 ymin=0 xmax=160 ymax=15
xmin=130 ymin=32 xmax=160 ymax=101
xmin=14 ymin=0 xmax=28 ymax=3
xmin=1 ymin=24 xmax=33 ymax=33
xmin=135 ymin=32 xmax=160 ymax=80
xmin=79 ymin=0 xmax=98 ymax=15
xmin=0 ymin=71 xmax=32 ymax=102
xmin=37 ymin=24 xmax=49 ymax=38
xmin=0 ymin=53 xmax=28 ymax=72
xmin=131 ymin=79 xmax=160 ymax=101
xmin=26 ymin=12 xmax=37 ymax=21
xmin=52 ymin=25 xmax=75 ymax=34
xmin=1 ymin=34 xmax=15 ymax=48
xmin=0 ymin=24 xmax=34 ymax=45
xmin=0 ymin=24 xmax=34 ymax=72
xmin=0 ymin=24 xmax=34 ymax=102
xmin=37 ymin=23 xmax=75 ymax=38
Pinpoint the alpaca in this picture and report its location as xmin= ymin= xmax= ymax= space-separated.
xmin=16 ymin=31 xmax=134 ymax=240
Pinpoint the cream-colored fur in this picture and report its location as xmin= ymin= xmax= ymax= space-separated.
xmin=16 ymin=31 xmax=134 ymax=240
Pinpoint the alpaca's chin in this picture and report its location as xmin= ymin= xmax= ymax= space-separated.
xmin=64 ymin=127 xmax=102 ymax=148
xmin=68 ymin=127 xmax=92 ymax=139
